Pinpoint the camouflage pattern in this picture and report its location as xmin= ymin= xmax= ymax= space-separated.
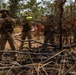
xmin=19 ymin=18 xmax=32 ymax=49
xmin=0 ymin=10 xmax=16 ymax=60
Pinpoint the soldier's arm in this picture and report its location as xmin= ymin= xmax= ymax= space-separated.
xmin=27 ymin=21 xmax=32 ymax=30
xmin=1 ymin=19 xmax=6 ymax=28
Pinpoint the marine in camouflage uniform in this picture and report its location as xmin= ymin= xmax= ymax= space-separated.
xmin=42 ymin=15 xmax=55 ymax=49
xmin=19 ymin=16 xmax=32 ymax=49
xmin=0 ymin=10 xmax=16 ymax=61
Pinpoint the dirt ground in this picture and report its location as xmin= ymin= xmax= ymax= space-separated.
xmin=5 ymin=32 xmax=44 ymax=50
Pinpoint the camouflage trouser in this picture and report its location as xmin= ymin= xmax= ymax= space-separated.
xmin=42 ymin=32 xmax=54 ymax=49
xmin=0 ymin=33 xmax=16 ymax=60
xmin=74 ymin=32 xmax=76 ymax=42
xmin=19 ymin=31 xmax=32 ymax=49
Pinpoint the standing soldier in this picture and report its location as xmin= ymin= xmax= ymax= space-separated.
xmin=19 ymin=16 xmax=32 ymax=49
xmin=42 ymin=15 xmax=55 ymax=49
xmin=0 ymin=9 xmax=16 ymax=61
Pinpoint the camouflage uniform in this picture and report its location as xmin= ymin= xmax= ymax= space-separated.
xmin=0 ymin=10 xmax=16 ymax=60
xmin=19 ymin=17 xmax=32 ymax=49
xmin=42 ymin=16 xmax=55 ymax=49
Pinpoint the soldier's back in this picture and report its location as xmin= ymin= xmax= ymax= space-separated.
xmin=22 ymin=21 xmax=31 ymax=32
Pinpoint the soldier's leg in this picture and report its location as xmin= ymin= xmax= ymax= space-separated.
xmin=8 ymin=34 xmax=17 ymax=61
xmin=0 ymin=34 xmax=7 ymax=60
xmin=27 ymin=32 xmax=32 ymax=48
xmin=0 ymin=34 xmax=7 ymax=50
xmin=49 ymin=34 xmax=54 ymax=45
xmin=44 ymin=33 xmax=51 ymax=44
xmin=73 ymin=28 xmax=76 ymax=43
xmin=42 ymin=33 xmax=51 ymax=49
xmin=8 ymin=35 xmax=16 ymax=50
xmin=20 ymin=33 xmax=26 ymax=49
xmin=74 ymin=33 xmax=76 ymax=43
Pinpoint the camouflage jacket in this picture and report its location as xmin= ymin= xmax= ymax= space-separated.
xmin=0 ymin=16 xmax=15 ymax=34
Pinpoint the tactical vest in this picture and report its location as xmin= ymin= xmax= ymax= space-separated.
xmin=0 ymin=19 xmax=14 ymax=33
xmin=5 ymin=21 xmax=13 ymax=33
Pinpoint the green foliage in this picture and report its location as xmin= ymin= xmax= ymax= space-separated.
xmin=21 ymin=0 xmax=42 ymax=20
xmin=0 ymin=0 xmax=75 ymax=21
